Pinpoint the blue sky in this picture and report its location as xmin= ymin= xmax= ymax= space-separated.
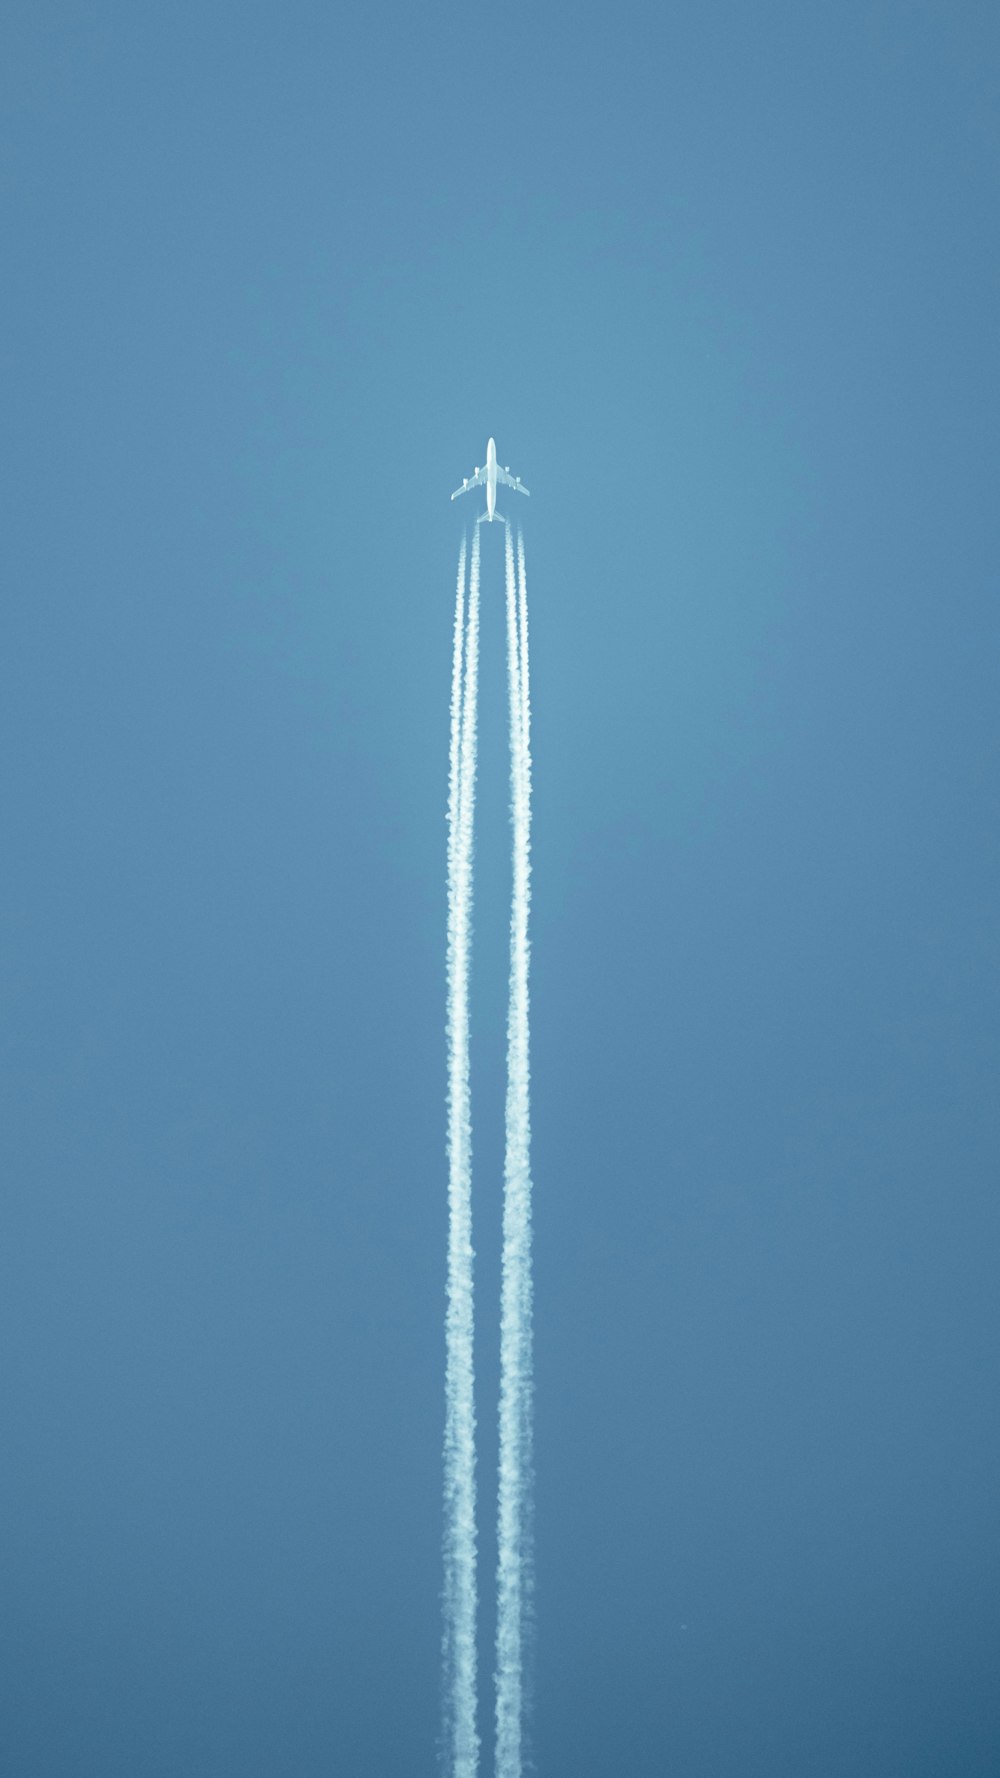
xmin=2 ymin=4 xmax=998 ymax=1774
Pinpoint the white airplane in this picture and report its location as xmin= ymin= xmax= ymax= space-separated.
xmin=451 ymin=437 xmax=530 ymax=523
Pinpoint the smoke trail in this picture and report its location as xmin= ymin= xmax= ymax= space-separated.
xmin=446 ymin=533 xmax=467 ymax=898
xmin=516 ymin=528 xmax=530 ymax=780
xmin=495 ymin=523 xmax=534 ymax=1778
xmin=514 ymin=523 xmax=535 ymax=1729
xmin=443 ymin=525 xmax=481 ymax=1778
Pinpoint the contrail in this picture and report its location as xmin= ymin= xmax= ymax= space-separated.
xmin=443 ymin=525 xmax=481 ymax=1778
xmin=514 ymin=521 xmax=535 ymax=1733
xmin=446 ymin=533 xmax=467 ymax=899
xmin=516 ymin=528 xmax=530 ymax=771
xmin=495 ymin=522 xmax=534 ymax=1778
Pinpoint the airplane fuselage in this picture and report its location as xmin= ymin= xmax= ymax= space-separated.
xmin=485 ymin=436 xmax=498 ymax=521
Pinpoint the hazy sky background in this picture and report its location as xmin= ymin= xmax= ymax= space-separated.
xmin=2 ymin=4 xmax=998 ymax=1774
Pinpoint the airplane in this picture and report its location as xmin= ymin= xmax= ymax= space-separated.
xmin=451 ymin=437 xmax=529 ymax=524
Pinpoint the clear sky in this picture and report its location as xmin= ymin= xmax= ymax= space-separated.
xmin=2 ymin=4 xmax=998 ymax=1774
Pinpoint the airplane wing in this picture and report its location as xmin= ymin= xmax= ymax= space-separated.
xmin=450 ymin=467 xmax=487 ymax=501
xmin=496 ymin=466 xmax=530 ymax=497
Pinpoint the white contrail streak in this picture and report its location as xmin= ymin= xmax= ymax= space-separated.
xmin=495 ymin=523 xmax=534 ymax=1778
xmin=443 ymin=525 xmax=481 ymax=1778
xmin=514 ymin=522 xmax=535 ymax=1730
xmin=516 ymin=529 xmax=530 ymax=771
xmin=446 ymin=533 xmax=467 ymax=898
